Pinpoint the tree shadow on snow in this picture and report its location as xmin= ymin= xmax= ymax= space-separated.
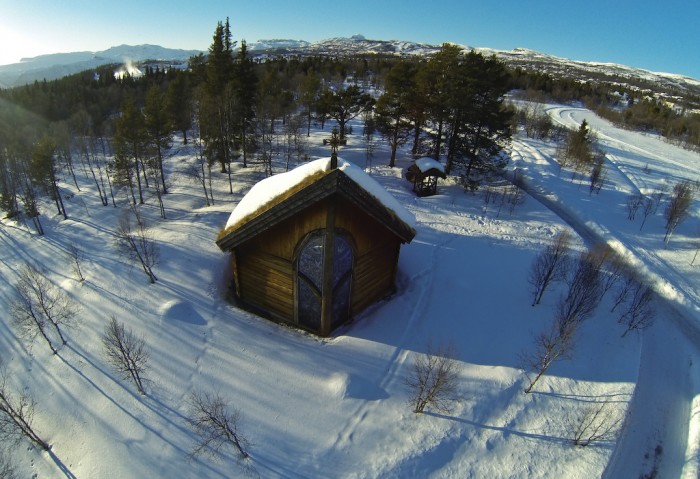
xmin=58 ymin=345 xmax=230 ymax=479
xmin=423 ymin=410 xmax=570 ymax=446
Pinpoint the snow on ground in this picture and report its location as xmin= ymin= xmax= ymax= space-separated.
xmin=0 ymin=103 xmax=698 ymax=478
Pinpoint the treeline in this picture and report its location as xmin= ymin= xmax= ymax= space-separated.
xmin=6 ymin=17 xmax=698 ymax=228
xmin=594 ymin=100 xmax=700 ymax=150
xmin=0 ymin=19 xmax=517 ymax=227
xmin=511 ymin=67 xmax=700 ymax=151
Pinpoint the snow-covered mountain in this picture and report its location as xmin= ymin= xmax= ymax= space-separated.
xmin=0 ymin=44 xmax=201 ymax=88
xmin=248 ymin=34 xmax=437 ymax=57
xmin=2 ymin=36 xmax=699 ymax=105
xmin=248 ymin=36 xmax=700 ymax=103
xmin=481 ymin=47 xmax=700 ymax=101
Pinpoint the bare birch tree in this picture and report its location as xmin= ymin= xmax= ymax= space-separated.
xmin=565 ymin=399 xmax=623 ymax=447
xmin=0 ymin=449 xmax=17 ymax=479
xmin=599 ymin=248 xmax=628 ymax=298
xmin=528 ymin=230 xmax=572 ymax=306
xmin=692 ymin=236 xmax=700 ymax=266
xmin=0 ymin=365 xmax=49 ymax=450
xmin=522 ymin=315 xmax=577 ymax=394
xmin=102 ymin=317 xmax=149 ymax=394
xmin=68 ymin=244 xmax=85 ymax=282
xmin=664 ymin=180 xmax=693 ymax=245
xmin=558 ymin=249 xmax=604 ymax=326
xmin=405 ymin=342 xmax=461 ymax=413
xmin=523 ymin=247 xmax=606 ymax=393
xmin=114 ymin=206 xmax=158 ymax=283
xmin=11 ymin=264 xmax=80 ymax=354
xmin=186 ymin=389 xmax=250 ymax=461
xmin=617 ymin=281 xmax=655 ymax=337
xmin=626 ymin=194 xmax=644 ymax=221
xmin=588 ymin=156 xmax=606 ymax=195
xmin=639 ymin=197 xmax=655 ymax=231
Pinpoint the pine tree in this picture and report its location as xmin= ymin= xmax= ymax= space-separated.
xmin=144 ymin=85 xmax=172 ymax=194
xmin=419 ymin=46 xmax=512 ymax=184
xmin=30 ymin=133 xmax=67 ymax=219
xmin=114 ymin=96 xmax=147 ymax=204
xmin=457 ymin=51 xmax=513 ymax=184
xmin=420 ymin=44 xmax=462 ymax=164
xmin=375 ymin=61 xmax=416 ymax=167
xmin=299 ymin=70 xmax=321 ymax=137
xmin=326 ymin=85 xmax=373 ymax=141
xmin=166 ymin=73 xmax=192 ymax=144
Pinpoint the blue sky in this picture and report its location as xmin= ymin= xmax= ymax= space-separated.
xmin=1 ymin=0 xmax=699 ymax=79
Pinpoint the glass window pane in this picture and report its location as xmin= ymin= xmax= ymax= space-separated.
xmin=298 ymin=233 xmax=324 ymax=329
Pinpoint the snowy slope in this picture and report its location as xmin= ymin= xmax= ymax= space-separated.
xmin=511 ymin=105 xmax=700 ymax=478
xmin=0 ymin=45 xmax=201 ymax=87
xmin=1 ymin=105 xmax=699 ymax=478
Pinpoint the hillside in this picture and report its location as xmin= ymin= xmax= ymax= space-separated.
xmin=247 ymin=36 xmax=700 ymax=109
xmin=0 ymin=44 xmax=200 ymax=88
xmin=3 ymin=36 xmax=699 ymax=109
xmin=1 ymin=104 xmax=699 ymax=477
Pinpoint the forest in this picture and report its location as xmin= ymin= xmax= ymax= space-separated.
xmin=2 ymin=19 xmax=700 ymax=478
xmin=1 ymin=18 xmax=699 ymax=231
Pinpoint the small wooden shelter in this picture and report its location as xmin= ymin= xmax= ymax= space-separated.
xmin=216 ymin=156 xmax=416 ymax=337
xmin=406 ymin=157 xmax=447 ymax=197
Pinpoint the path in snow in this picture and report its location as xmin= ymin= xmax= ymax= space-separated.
xmin=511 ymin=106 xmax=700 ymax=478
xmin=320 ymin=200 xmax=455 ymax=473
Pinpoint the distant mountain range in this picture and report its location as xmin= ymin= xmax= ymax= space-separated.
xmin=0 ymin=44 xmax=200 ymax=88
xmin=2 ymin=36 xmax=698 ymax=108
xmin=244 ymin=35 xmax=700 ymax=104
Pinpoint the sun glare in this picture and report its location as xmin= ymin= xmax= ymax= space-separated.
xmin=0 ymin=22 xmax=44 ymax=65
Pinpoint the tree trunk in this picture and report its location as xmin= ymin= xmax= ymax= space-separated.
xmin=157 ymin=145 xmax=167 ymax=194
xmin=133 ymin=155 xmax=144 ymax=204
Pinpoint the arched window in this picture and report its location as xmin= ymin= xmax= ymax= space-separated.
xmin=297 ymin=231 xmax=324 ymax=331
xmin=296 ymin=230 xmax=354 ymax=332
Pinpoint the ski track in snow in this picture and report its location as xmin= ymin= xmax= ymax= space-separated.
xmin=2 ymin=105 xmax=699 ymax=478
xmin=513 ymin=106 xmax=700 ymax=478
xmin=324 ymin=212 xmax=451 ymax=471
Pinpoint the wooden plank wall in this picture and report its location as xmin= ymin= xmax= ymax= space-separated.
xmin=237 ymin=249 xmax=294 ymax=321
xmin=352 ymin=241 xmax=399 ymax=314
xmin=232 ymin=194 xmax=405 ymax=328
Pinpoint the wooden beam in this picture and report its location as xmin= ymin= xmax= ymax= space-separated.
xmin=320 ymin=197 xmax=336 ymax=337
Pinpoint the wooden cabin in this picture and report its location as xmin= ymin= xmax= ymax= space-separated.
xmin=406 ymin=157 xmax=447 ymax=197
xmin=216 ymin=156 xmax=416 ymax=337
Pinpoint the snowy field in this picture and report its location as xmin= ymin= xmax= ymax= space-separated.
xmin=1 ymin=103 xmax=699 ymax=478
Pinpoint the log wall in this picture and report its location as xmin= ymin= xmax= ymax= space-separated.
xmin=232 ymin=194 xmax=403 ymax=329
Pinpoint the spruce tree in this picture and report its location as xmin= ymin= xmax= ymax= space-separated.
xmin=201 ymin=20 xmax=235 ymax=172
xmin=232 ymin=39 xmax=257 ymax=168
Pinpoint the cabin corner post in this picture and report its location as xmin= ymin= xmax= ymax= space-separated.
xmin=230 ymin=248 xmax=241 ymax=298
xmin=320 ymin=198 xmax=337 ymax=337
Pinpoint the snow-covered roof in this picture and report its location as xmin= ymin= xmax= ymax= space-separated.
xmin=222 ymin=157 xmax=416 ymax=237
xmin=415 ymin=157 xmax=446 ymax=174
